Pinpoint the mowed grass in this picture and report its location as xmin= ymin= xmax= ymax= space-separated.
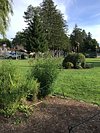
xmin=53 ymin=58 xmax=100 ymax=105
xmin=0 ymin=58 xmax=100 ymax=105
xmin=0 ymin=59 xmax=32 ymax=76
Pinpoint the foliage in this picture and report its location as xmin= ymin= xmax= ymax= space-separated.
xmin=0 ymin=61 xmax=24 ymax=116
xmin=70 ymin=24 xmax=83 ymax=52
xmin=26 ymin=76 xmax=39 ymax=101
xmin=70 ymin=25 xmax=99 ymax=53
xmin=17 ymin=104 xmax=31 ymax=116
xmin=0 ymin=60 xmax=39 ymax=116
xmin=23 ymin=5 xmax=48 ymax=52
xmin=41 ymin=0 xmax=69 ymax=51
xmin=84 ymin=63 xmax=94 ymax=69
xmin=12 ymin=31 xmax=26 ymax=47
xmin=0 ymin=58 xmax=100 ymax=106
xmin=84 ymin=52 xmax=97 ymax=58
xmin=13 ymin=0 xmax=70 ymax=52
xmin=0 ymin=0 xmax=13 ymax=36
xmin=0 ymin=38 xmax=11 ymax=47
xmin=31 ymin=58 xmax=58 ymax=98
xmin=65 ymin=62 xmax=74 ymax=69
xmin=62 ymin=53 xmax=85 ymax=69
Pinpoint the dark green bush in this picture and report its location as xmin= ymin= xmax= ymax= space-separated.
xmin=62 ymin=53 xmax=85 ymax=69
xmin=31 ymin=58 xmax=58 ymax=99
xmin=65 ymin=62 xmax=74 ymax=69
xmin=84 ymin=52 xmax=97 ymax=58
xmin=84 ymin=63 xmax=94 ymax=69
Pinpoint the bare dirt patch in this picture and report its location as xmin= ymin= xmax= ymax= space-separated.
xmin=0 ymin=96 xmax=100 ymax=133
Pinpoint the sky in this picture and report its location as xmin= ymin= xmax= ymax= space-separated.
xmin=6 ymin=0 xmax=100 ymax=43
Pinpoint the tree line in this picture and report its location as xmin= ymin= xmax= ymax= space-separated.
xmin=12 ymin=0 xmax=70 ymax=53
xmin=0 ymin=0 xmax=99 ymax=55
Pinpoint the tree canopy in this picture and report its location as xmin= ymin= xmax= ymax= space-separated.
xmin=70 ymin=24 xmax=99 ymax=53
xmin=13 ymin=0 xmax=70 ymax=52
xmin=0 ymin=0 xmax=13 ymax=36
xmin=12 ymin=0 xmax=99 ymax=54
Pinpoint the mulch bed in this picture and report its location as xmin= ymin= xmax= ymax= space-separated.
xmin=0 ymin=96 xmax=100 ymax=133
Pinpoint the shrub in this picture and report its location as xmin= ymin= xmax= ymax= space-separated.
xmin=84 ymin=63 xmax=94 ymax=69
xmin=65 ymin=62 xmax=74 ymax=69
xmin=62 ymin=53 xmax=85 ymax=69
xmin=0 ymin=61 xmax=39 ymax=116
xmin=0 ymin=61 xmax=24 ymax=116
xmin=31 ymin=58 xmax=58 ymax=99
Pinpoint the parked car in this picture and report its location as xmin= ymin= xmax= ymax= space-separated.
xmin=5 ymin=52 xmax=21 ymax=59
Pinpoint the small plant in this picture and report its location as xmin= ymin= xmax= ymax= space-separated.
xmin=26 ymin=77 xmax=39 ymax=101
xmin=17 ymin=104 xmax=30 ymax=115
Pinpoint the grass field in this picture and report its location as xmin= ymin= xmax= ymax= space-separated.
xmin=0 ymin=58 xmax=100 ymax=105
xmin=53 ymin=58 xmax=100 ymax=105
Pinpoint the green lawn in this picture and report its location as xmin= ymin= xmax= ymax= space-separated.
xmin=0 ymin=58 xmax=100 ymax=105
xmin=0 ymin=59 xmax=32 ymax=75
xmin=53 ymin=58 xmax=100 ymax=105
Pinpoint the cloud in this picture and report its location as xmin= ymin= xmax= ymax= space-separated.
xmin=91 ymin=13 xmax=100 ymax=18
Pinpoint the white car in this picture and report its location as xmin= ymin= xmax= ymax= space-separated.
xmin=5 ymin=52 xmax=21 ymax=59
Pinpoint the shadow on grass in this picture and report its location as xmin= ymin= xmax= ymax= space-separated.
xmin=0 ymin=97 xmax=100 ymax=133
xmin=87 ymin=61 xmax=100 ymax=67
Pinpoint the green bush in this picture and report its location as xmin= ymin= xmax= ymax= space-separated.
xmin=31 ymin=58 xmax=58 ymax=99
xmin=62 ymin=53 xmax=85 ymax=69
xmin=84 ymin=63 xmax=94 ymax=69
xmin=0 ymin=61 xmax=39 ymax=116
xmin=0 ymin=61 xmax=24 ymax=116
xmin=65 ymin=62 xmax=74 ymax=69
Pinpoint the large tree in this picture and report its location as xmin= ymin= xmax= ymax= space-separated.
xmin=14 ymin=0 xmax=70 ymax=53
xmin=70 ymin=24 xmax=83 ymax=52
xmin=12 ymin=31 xmax=26 ymax=47
xmin=70 ymin=25 xmax=99 ymax=53
xmin=0 ymin=0 xmax=13 ymax=36
xmin=23 ymin=5 xmax=48 ymax=52
xmin=41 ymin=0 xmax=69 ymax=51
xmin=84 ymin=32 xmax=99 ymax=52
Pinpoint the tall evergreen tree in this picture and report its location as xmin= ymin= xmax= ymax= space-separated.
xmin=70 ymin=25 xmax=99 ymax=53
xmin=70 ymin=24 xmax=85 ymax=52
xmin=85 ymin=32 xmax=99 ymax=52
xmin=41 ymin=0 xmax=69 ymax=51
xmin=23 ymin=5 xmax=48 ymax=52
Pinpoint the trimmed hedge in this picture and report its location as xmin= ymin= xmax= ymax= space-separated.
xmin=62 ymin=53 xmax=86 ymax=69
xmin=65 ymin=62 xmax=74 ymax=69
